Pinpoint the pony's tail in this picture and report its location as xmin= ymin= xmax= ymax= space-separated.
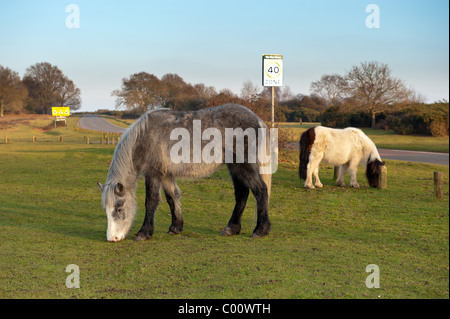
xmin=299 ymin=127 xmax=316 ymax=180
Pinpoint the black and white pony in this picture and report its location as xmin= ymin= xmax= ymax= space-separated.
xmin=98 ymin=104 xmax=272 ymax=242
xmin=299 ymin=126 xmax=385 ymax=189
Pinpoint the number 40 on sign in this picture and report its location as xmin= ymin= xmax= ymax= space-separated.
xmin=262 ymin=54 xmax=283 ymax=87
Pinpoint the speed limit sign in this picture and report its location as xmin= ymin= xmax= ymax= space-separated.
xmin=262 ymin=54 xmax=283 ymax=87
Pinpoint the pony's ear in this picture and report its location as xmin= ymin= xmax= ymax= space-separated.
xmin=97 ymin=183 xmax=104 ymax=191
xmin=114 ymin=183 xmax=125 ymax=196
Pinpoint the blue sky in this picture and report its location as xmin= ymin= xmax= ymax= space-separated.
xmin=0 ymin=0 xmax=448 ymax=112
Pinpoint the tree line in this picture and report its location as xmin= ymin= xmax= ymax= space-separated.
xmin=112 ymin=61 xmax=445 ymax=133
xmin=0 ymin=62 xmax=81 ymax=117
xmin=1 ymin=60 xmax=447 ymax=136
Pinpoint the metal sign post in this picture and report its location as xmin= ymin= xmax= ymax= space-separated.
xmin=262 ymin=54 xmax=282 ymax=175
xmin=262 ymin=54 xmax=283 ymax=127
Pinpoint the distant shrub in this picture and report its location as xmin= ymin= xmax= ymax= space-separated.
xmin=121 ymin=109 xmax=141 ymax=119
xmin=285 ymin=107 xmax=321 ymax=122
xmin=318 ymin=106 xmax=349 ymax=128
xmin=388 ymin=103 xmax=449 ymax=137
xmin=318 ymin=103 xmax=449 ymax=136
xmin=349 ymin=112 xmax=372 ymax=127
xmin=430 ymin=120 xmax=448 ymax=137
xmin=318 ymin=107 xmax=372 ymax=128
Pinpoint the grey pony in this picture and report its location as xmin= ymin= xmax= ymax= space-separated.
xmin=98 ymin=103 xmax=272 ymax=242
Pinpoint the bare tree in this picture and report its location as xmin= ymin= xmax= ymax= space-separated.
xmin=310 ymin=74 xmax=348 ymax=107
xmin=408 ymin=87 xmax=426 ymax=104
xmin=57 ymin=79 xmax=82 ymax=110
xmin=0 ymin=65 xmax=28 ymax=117
xmin=280 ymin=85 xmax=294 ymax=102
xmin=346 ymin=61 xmax=411 ymax=128
xmin=240 ymin=80 xmax=260 ymax=102
xmin=112 ymin=72 xmax=163 ymax=113
xmin=260 ymin=86 xmax=281 ymax=103
xmin=23 ymin=62 xmax=81 ymax=114
xmin=193 ymin=83 xmax=217 ymax=101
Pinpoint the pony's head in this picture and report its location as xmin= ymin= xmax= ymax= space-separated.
xmin=97 ymin=182 xmax=137 ymax=242
xmin=365 ymin=159 xmax=385 ymax=188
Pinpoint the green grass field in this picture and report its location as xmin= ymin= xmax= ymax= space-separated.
xmin=0 ymin=117 xmax=448 ymax=298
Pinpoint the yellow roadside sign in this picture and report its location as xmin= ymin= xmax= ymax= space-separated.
xmin=52 ymin=107 xmax=71 ymax=116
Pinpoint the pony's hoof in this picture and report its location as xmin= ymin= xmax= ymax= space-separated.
xmin=168 ymin=225 xmax=183 ymax=235
xmin=351 ymin=183 xmax=360 ymax=188
xmin=221 ymin=224 xmax=241 ymax=236
xmin=251 ymin=224 xmax=271 ymax=238
xmin=251 ymin=230 xmax=270 ymax=238
xmin=315 ymin=183 xmax=323 ymax=188
xmin=304 ymin=184 xmax=315 ymax=189
xmin=136 ymin=232 xmax=152 ymax=241
xmin=221 ymin=227 xmax=235 ymax=236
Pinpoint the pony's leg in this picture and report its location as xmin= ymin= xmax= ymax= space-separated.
xmin=305 ymin=153 xmax=323 ymax=189
xmin=136 ymin=175 xmax=161 ymax=241
xmin=221 ymin=174 xmax=250 ymax=236
xmin=313 ymin=166 xmax=323 ymax=188
xmin=162 ymin=176 xmax=183 ymax=235
xmin=348 ymin=162 xmax=360 ymax=188
xmin=304 ymin=162 xmax=315 ymax=189
xmin=227 ymin=163 xmax=271 ymax=237
xmin=337 ymin=164 xmax=349 ymax=187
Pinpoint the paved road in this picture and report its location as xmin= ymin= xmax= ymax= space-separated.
xmin=378 ymin=149 xmax=448 ymax=166
xmin=78 ymin=115 xmax=126 ymax=134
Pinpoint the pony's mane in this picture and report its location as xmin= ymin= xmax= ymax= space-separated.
xmin=106 ymin=108 xmax=170 ymax=185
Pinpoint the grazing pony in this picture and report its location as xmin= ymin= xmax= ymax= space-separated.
xmin=299 ymin=126 xmax=385 ymax=189
xmin=98 ymin=104 xmax=272 ymax=242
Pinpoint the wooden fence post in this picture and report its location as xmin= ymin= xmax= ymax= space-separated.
xmin=434 ymin=171 xmax=444 ymax=199
xmin=32 ymin=136 xmax=36 ymax=143
xmin=86 ymin=137 xmax=89 ymax=144
xmin=4 ymin=136 xmax=8 ymax=144
xmin=60 ymin=136 xmax=63 ymax=143
xmin=379 ymin=165 xmax=387 ymax=189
